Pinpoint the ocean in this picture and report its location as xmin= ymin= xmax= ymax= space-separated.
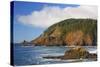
xmin=13 ymin=44 xmax=97 ymax=66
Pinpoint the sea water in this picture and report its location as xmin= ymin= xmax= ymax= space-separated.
xmin=13 ymin=44 xmax=97 ymax=66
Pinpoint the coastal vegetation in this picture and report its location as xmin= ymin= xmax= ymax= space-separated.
xmin=31 ymin=18 xmax=97 ymax=46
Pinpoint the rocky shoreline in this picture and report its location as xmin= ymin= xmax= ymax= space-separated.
xmin=43 ymin=47 xmax=97 ymax=61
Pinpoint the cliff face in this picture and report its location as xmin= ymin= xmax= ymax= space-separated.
xmin=31 ymin=18 xmax=97 ymax=46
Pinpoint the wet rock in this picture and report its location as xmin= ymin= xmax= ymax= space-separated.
xmin=43 ymin=47 xmax=97 ymax=61
xmin=43 ymin=56 xmax=63 ymax=59
xmin=62 ymin=47 xmax=89 ymax=59
xmin=87 ymin=53 xmax=97 ymax=61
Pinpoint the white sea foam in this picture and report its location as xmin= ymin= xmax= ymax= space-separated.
xmin=41 ymin=53 xmax=64 ymax=56
xmin=88 ymin=50 xmax=97 ymax=53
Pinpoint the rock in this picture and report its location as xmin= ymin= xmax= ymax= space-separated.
xmin=62 ymin=47 xmax=89 ymax=59
xmin=43 ymin=47 xmax=97 ymax=61
xmin=64 ymin=31 xmax=93 ymax=46
xmin=87 ymin=53 xmax=97 ymax=61
xmin=43 ymin=56 xmax=63 ymax=59
xmin=22 ymin=40 xmax=28 ymax=44
xmin=21 ymin=40 xmax=30 ymax=46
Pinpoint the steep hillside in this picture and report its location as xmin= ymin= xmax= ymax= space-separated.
xmin=31 ymin=18 xmax=97 ymax=46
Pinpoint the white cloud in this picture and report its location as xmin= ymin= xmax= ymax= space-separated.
xmin=17 ymin=5 xmax=98 ymax=28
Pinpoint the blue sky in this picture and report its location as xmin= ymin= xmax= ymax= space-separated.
xmin=13 ymin=1 xmax=80 ymax=43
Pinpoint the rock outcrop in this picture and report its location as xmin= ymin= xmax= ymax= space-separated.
xmin=21 ymin=40 xmax=30 ymax=46
xmin=62 ymin=47 xmax=89 ymax=59
xmin=21 ymin=40 xmax=29 ymax=44
xmin=43 ymin=47 xmax=97 ymax=61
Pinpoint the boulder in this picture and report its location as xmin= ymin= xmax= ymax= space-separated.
xmin=62 ymin=47 xmax=89 ymax=59
xmin=43 ymin=47 xmax=97 ymax=61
